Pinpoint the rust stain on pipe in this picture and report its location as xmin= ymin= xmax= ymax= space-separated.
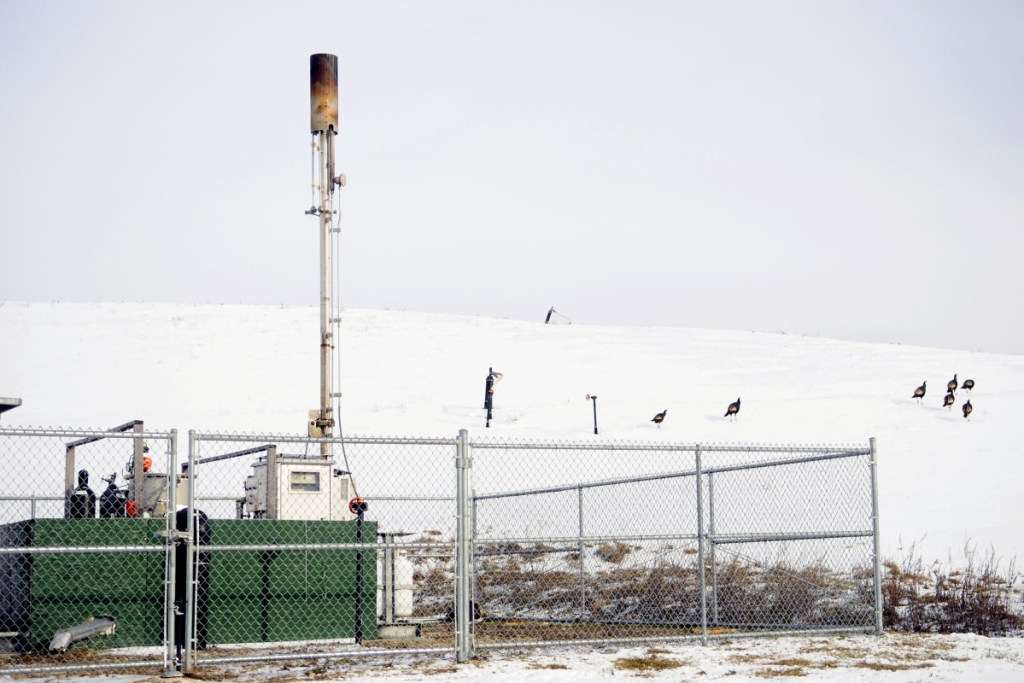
xmin=310 ymin=53 xmax=339 ymax=134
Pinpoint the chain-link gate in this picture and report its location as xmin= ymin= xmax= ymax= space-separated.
xmin=0 ymin=424 xmax=178 ymax=676
xmin=468 ymin=437 xmax=881 ymax=654
xmin=1 ymin=426 xmax=881 ymax=675
xmin=182 ymin=431 xmax=461 ymax=670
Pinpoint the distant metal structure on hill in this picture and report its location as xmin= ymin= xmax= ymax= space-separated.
xmin=0 ymin=397 xmax=21 ymax=423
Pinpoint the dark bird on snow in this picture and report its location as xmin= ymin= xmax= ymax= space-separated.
xmin=651 ymin=410 xmax=667 ymax=426
xmin=724 ymin=397 xmax=741 ymax=420
xmin=962 ymin=400 xmax=973 ymax=420
xmin=962 ymin=379 xmax=975 ymax=393
xmin=912 ymin=381 xmax=927 ymax=403
xmin=947 ymin=374 xmax=958 ymax=394
xmin=943 ymin=392 xmax=955 ymax=410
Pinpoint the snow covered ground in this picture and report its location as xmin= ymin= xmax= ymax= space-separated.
xmin=2 ymin=301 xmax=1021 ymax=566
xmin=1 ymin=301 xmax=1022 ymax=681
xmin=5 ymin=632 xmax=1020 ymax=682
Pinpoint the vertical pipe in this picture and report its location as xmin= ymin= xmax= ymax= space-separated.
xmin=355 ymin=509 xmax=365 ymax=644
xmin=163 ymin=430 xmax=179 ymax=674
xmin=319 ymin=129 xmax=332 ymax=458
xmin=577 ymin=485 xmax=586 ymax=619
xmin=267 ymin=446 xmax=278 ymax=520
xmin=384 ymin=533 xmax=395 ymax=625
xmin=695 ymin=445 xmax=708 ymax=645
xmin=455 ymin=429 xmax=472 ymax=662
xmin=133 ymin=421 xmax=145 ymax=511
xmin=64 ymin=446 xmax=76 ymax=518
xmin=30 ymin=495 xmax=36 ymax=520
xmin=708 ymin=471 xmax=719 ymax=626
xmin=869 ymin=437 xmax=883 ymax=634
xmin=182 ymin=431 xmax=196 ymax=673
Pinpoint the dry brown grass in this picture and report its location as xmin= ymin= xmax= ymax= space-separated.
xmin=853 ymin=661 xmax=934 ymax=671
xmin=595 ymin=541 xmax=631 ymax=564
xmin=753 ymin=666 xmax=807 ymax=677
xmin=612 ymin=653 xmax=684 ymax=672
xmin=882 ymin=543 xmax=1022 ymax=634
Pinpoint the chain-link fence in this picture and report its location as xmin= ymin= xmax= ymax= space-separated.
xmin=0 ymin=424 xmax=178 ymax=676
xmin=469 ymin=438 xmax=881 ymax=652
xmin=0 ymin=426 xmax=880 ymax=675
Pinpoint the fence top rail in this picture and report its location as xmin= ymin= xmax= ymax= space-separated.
xmin=469 ymin=437 xmax=870 ymax=455
xmin=0 ymin=426 xmax=174 ymax=440
xmin=190 ymin=431 xmax=458 ymax=447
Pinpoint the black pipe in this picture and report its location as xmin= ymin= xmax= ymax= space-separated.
xmin=591 ymin=395 xmax=599 ymax=435
xmin=484 ymin=368 xmax=496 ymax=428
xmin=354 ymin=509 xmax=365 ymax=644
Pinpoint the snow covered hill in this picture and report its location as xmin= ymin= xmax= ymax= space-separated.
xmin=1 ymin=301 xmax=1021 ymax=565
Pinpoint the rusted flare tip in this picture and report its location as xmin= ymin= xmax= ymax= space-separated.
xmin=310 ymin=53 xmax=339 ymax=134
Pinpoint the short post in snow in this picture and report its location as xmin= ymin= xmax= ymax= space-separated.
xmin=484 ymin=368 xmax=503 ymax=428
xmin=587 ymin=394 xmax=598 ymax=435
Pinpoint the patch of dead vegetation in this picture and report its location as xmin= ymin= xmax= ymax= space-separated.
xmin=753 ymin=666 xmax=807 ymax=677
xmin=854 ymin=661 xmax=934 ymax=671
xmin=595 ymin=541 xmax=632 ymax=564
xmin=613 ymin=653 xmax=685 ymax=673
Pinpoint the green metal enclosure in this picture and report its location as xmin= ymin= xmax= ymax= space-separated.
xmin=206 ymin=519 xmax=377 ymax=644
xmin=0 ymin=518 xmax=165 ymax=650
xmin=0 ymin=518 xmax=376 ymax=651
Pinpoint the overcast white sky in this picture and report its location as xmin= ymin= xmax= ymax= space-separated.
xmin=1 ymin=1 xmax=1022 ymax=354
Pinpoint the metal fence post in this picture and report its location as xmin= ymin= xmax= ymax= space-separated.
xmin=182 ymin=430 xmax=196 ymax=673
xmin=695 ymin=444 xmax=708 ymax=645
xmin=162 ymin=429 xmax=182 ymax=677
xmin=578 ymin=485 xmax=586 ymax=620
xmin=708 ymin=471 xmax=719 ymax=627
xmin=471 ymin=490 xmax=479 ymax=629
xmin=455 ymin=429 xmax=473 ymax=662
xmin=869 ymin=437 xmax=883 ymax=634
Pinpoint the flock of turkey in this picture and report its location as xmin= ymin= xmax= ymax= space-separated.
xmin=650 ymin=397 xmax=741 ymax=427
xmin=912 ymin=374 xmax=974 ymax=419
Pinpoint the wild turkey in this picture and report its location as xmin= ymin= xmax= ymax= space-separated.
xmin=651 ymin=410 xmax=667 ymax=427
xmin=724 ymin=397 xmax=741 ymax=420
xmin=962 ymin=379 xmax=975 ymax=393
xmin=947 ymin=374 xmax=958 ymax=394
xmin=943 ymin=392 xmax=955 ymax=410
xmin=962 ymin=400 xmax=973 ymax=420
xmin=912 ymin=381 xmax=927 ymax=403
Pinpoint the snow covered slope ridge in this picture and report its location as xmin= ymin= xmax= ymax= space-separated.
xmin=1 ymin=301 xmax=1021 ymax=565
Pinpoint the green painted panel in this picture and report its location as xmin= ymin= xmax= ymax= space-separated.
xmin=6 ymin=517 xmax=376 ymax=649
xmin=204 ymin=519 xmax=376 ymax=644
xmin=27 ymin=519 xmax=166 ymax=649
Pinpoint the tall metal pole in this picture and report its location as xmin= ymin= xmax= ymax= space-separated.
xmin=310 ymin=53 xmax=339 ymax=456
